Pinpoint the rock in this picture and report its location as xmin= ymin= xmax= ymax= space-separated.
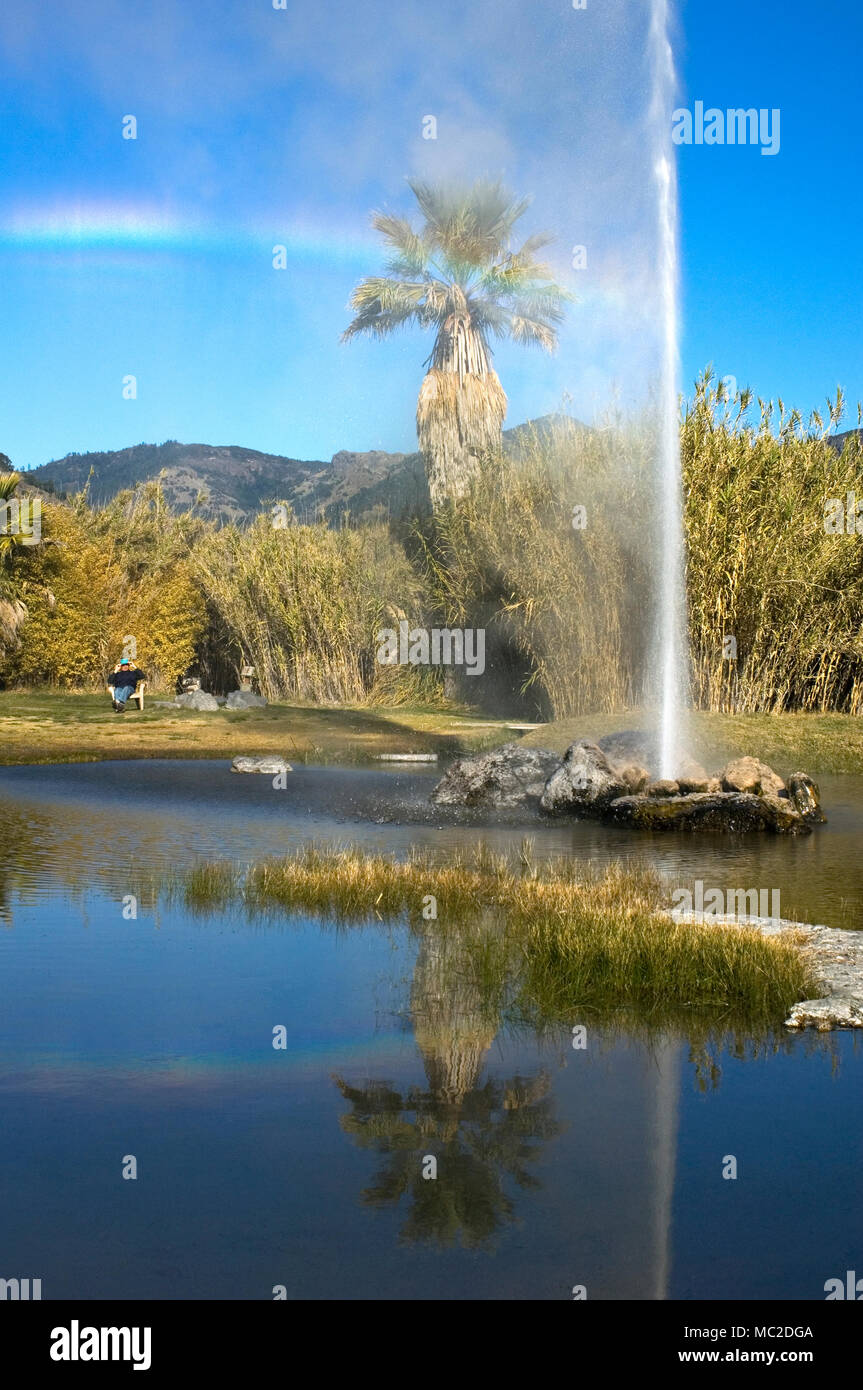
xmin=605 ymin=790 xmax=811 ymax=835
xmin=647 ymin=779 xmax=680 ymax=797
xmin=616 ymin=763 xmax=651 ymax=794
xmin=430 ymin=744 xmax=561 ymax=809
xmin=231 ymin=756 xmax=291 ymax=775
xmin=174 ymin=690 xmax=220 ymax=712
xmin=225 ymin=690 xmax=268 ymax=709
xmin=540 ymin=741 xmax=628 ymax=816
xmin=785 ymin=996 xmax=863 ymax=1031
xmin=597 ymin=730 xmax=659 ymax=775
xmin=787 ymin=772 xmax=826 ymax=823
xmin=676 ymin=758 xmax=710 ymax=793
xmin=720 ymin=756 xmax=785 ymax=798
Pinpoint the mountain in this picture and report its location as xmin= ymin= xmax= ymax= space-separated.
xmin=22 ymin=440 xmax=420 ymax=524
xmin=827 ymin=428 xmax=863 ymax=454
xmin=19 ymin=414 xmax=584 ymax=525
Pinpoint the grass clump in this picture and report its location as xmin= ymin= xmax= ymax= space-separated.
xmin=177 ymin=844 xmax=819 ymax=1020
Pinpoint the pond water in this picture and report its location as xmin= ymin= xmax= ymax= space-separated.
xmin=0 ymin=760 xmax=861 ymax=1300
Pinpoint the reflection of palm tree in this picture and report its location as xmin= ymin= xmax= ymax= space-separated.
xmin=333 ymin=926 xmax=562 ymax=1248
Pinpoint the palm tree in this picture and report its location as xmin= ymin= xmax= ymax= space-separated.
xmin=343 ymin=180 xmax=571 ymax=508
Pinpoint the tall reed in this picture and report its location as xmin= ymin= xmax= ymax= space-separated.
xmin=413 ymin=414 xmax=655 ymax=717
xmin=683 ymin=372 xmax=863 ymax=713
xmin=191 ymin=514 xmax=442 ymax=704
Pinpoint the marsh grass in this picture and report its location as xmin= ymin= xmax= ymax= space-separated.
xmin=174 ymin=843 xmax=818 ymax=1020
xmin=414 ymin=414 xmax=654 ymax=718
xmin=415 ymin=374 xmax=863 ymax=719
xmin=191 ymin=515 xmax=445 ymax=705
xmin=683 ymin=373 xmax=863 ymax=713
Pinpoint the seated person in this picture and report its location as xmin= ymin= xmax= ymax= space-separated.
xmin=108 ymin=658 xmax=146 ymax=712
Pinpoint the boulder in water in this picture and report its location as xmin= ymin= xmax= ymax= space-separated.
xmin=785 ymin=997 xmax=863 ymax=1031
xmin=616 ymin=762 xmax=651 ymax=794
xmin=605 ymin=790 xmax=809 ymax=835
xmin=430 ymin=743 xmax=560 ymax=809
xmin=647 ymin=778 xmax=680 ymax=797
xmin=787 ymin=772 xmax=826 ymax=823
xmin=720 ymin=756 xmax=785 ymax=798
xmin=676 ymin=758 xmax=711 ymax=793
xmin=231 ymin=756 xmax=291 ymax=775
xmin=597 ymin=730 xmax=659 ymax=774
xmin=540 ymin=740 xmax=628 ymax=816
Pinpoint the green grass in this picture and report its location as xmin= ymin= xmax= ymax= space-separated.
xmin=3 ymin=691 xmax=861 ymax=775
xmin=172 ymin=844 xmax=819 ymax=1022
xmin=0 ymin=690 xmax=506 ymax=766
xmin=519 ymin=709 xmax=863 ymax=776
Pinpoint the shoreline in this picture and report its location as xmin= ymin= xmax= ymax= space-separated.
xmin=672 ymin=909 xmax=863 ymax=1030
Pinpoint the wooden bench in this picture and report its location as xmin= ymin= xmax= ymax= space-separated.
xmin=107 ymin=679 xmax=146 ymax=710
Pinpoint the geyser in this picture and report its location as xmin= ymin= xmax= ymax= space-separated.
xmin=648 ymin=0 xmax=689 ymax=779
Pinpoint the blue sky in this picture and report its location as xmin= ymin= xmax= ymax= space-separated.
xmin=1 ymin=0 xmax=860 ymax=470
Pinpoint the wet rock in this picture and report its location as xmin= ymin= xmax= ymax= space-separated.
xmin=647 ymin=779 xmax=680 ymax=797
xmin=597 ymin=730 xmax=659 ymax=774
xmin=231 ymin=756 xmax=291 ymax=775
xmin=174 ymin=690 xmax=220 ymax=712
xmin=616 ymin=762 xmax=651 ymax=794
xmin=605 ymin=790 xmax=811 ymax=834
xmin=540 ymin=741 xmax=628 ymax=816
xmin=787 ymin=772 xmax=826 ymax=823
xmin=677 ymin=758 xmax=710 ymax=793
xmin=785 ymin=996 xmax=863 ymax=1031
xmin=720 ymin=756 xmax=785 ymax=798
xmin=225 ymin=690 xmax=268 ymax=710
xmin=430 ymin=743 xmax=560 ymax=809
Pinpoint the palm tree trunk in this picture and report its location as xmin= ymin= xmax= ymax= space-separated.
xmin=417 ymin=365 xmax=507 ymax=508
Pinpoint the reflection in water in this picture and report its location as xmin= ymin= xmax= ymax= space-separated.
xmin=3 ymin=758 xmax=863 ymax=929
xmin=647 ymin=1039 xmax=679 ymax=1300
xmin=334 ymin=923 xmax=562 ymax=1248
xmin=0 ymin=761 xmax=855 ymax=1297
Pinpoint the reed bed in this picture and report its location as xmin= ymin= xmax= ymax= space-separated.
xmin=191 ymin=515 xmax=443 ymax=705
xmin=414 ymin=414 xmax=655 ymax=717
xmin=683 ymin=373 xmax=863 ymax=713
xmin=174 ymin=843 xmax=818 ymax=1019
xmin=418 ymin=376 xmax=863 ymax=718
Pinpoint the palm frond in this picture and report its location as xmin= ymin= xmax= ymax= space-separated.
xmin=508 ymin=315 xmax=559 ymax=352
xmin=342 ymin=278 xmax=430 ymax=340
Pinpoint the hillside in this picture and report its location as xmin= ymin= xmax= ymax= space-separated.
xmin=23 ymin=440 xmax=418 ymax=524
xmin=19 ymin=415 xmax=583 ymax=525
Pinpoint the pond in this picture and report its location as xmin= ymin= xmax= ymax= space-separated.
xmin=0 ymin=760 xmax=861 ymax=1300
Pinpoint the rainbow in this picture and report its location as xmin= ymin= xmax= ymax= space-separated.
xmin=0 ymin=199 xmax=379 ymax=269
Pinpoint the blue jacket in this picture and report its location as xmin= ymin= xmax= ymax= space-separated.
xmin=110 ymin=667 xmax=145 ymax=688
